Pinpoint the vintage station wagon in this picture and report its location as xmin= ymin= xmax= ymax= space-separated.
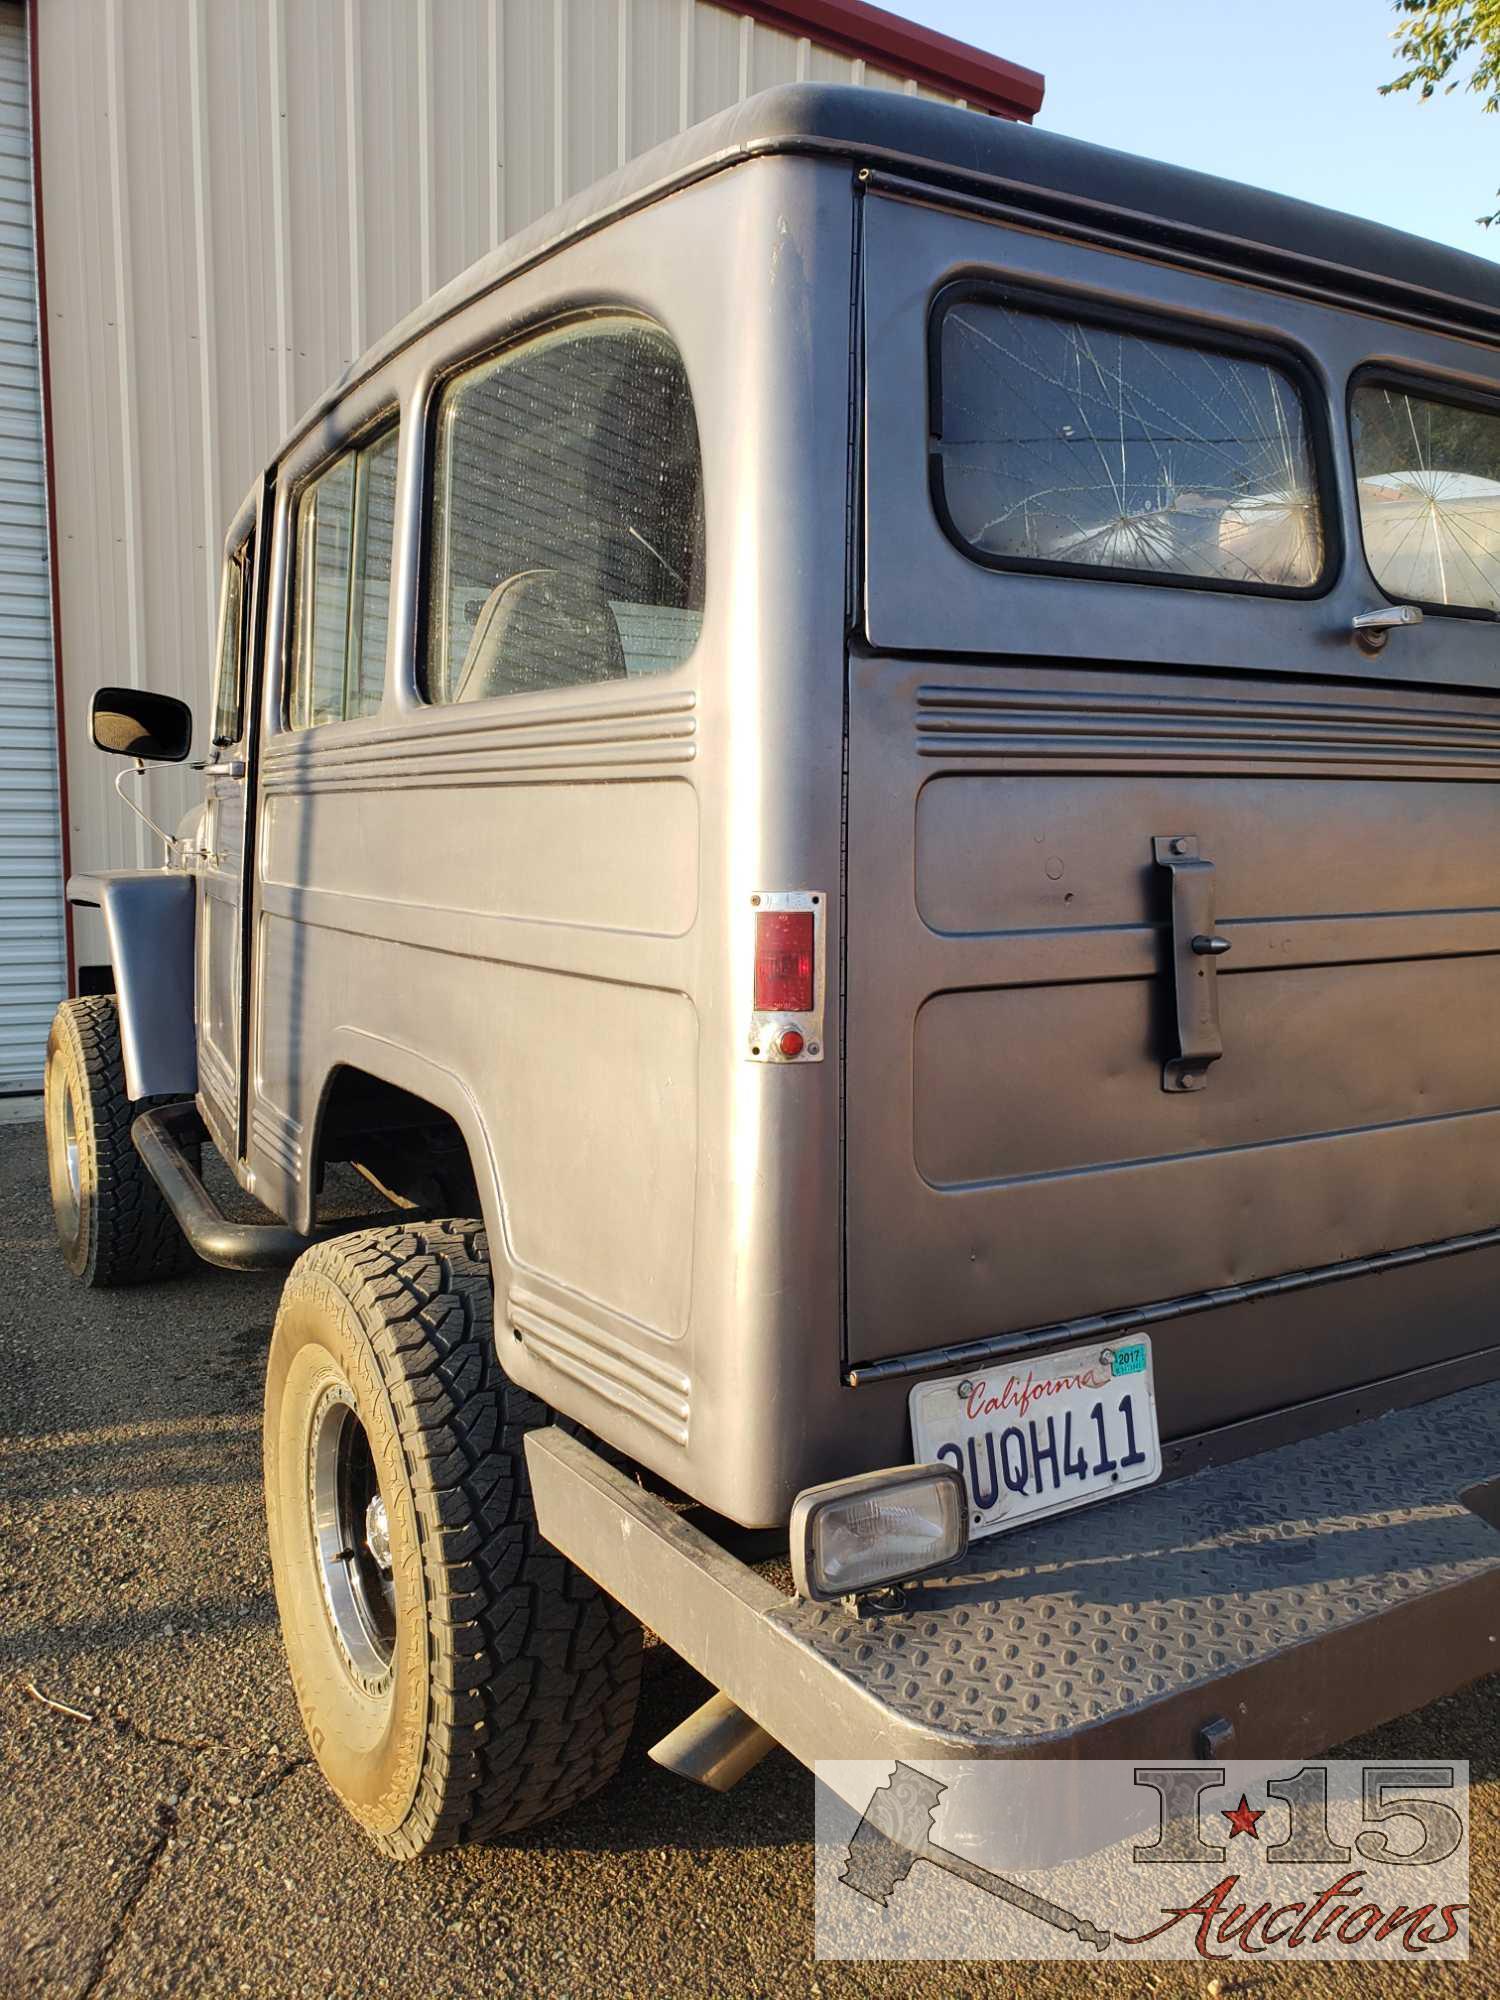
xmin=46 ymin=85 xmax=1500 ymax=1855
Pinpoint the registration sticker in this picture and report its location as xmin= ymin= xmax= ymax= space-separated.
xmin=1108 ymin=1341 xmax=1148 ymax=1377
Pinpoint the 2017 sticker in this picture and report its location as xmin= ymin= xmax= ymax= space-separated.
xmin=1110 ymin=1342 xmax=1147 ymax=1377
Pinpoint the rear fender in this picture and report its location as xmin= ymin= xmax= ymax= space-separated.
xmin=301 ymin=1034 xmax=503 ymax=1246
xmin=66 ymin=871 xmax=197 ymax=1101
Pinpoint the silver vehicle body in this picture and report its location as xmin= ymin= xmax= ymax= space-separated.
xmin=74 ymin=82 xmax=1500 ymax=1564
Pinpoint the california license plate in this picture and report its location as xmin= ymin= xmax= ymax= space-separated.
xmin=908 ymin=1337 xmax=1162 ymax=1541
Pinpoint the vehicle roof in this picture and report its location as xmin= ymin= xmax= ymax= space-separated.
xmin=287 ymin=82 xmax=1500 ymax=459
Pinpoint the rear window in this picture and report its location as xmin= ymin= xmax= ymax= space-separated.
xmin=1351 ymin=379 xmax=1500 ymax=615
xmin=931 ymin=294 xmax=1327 ymax=594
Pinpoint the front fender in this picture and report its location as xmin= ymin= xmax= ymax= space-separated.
xmin=66 ymin=870 xmax=197 ymax=1101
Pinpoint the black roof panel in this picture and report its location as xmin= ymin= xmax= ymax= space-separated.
xmin=738 ymin=84 xmax=1500 ymax=330
xmin=293 ymin=85 xmax=1500 ymax=451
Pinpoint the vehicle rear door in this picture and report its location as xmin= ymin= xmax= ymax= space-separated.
xmin=846 ymin=187 xmax=1500 ymax=1415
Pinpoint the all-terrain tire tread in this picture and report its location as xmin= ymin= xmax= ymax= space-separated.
xmin=288 ymin=1221 xmax=641 ymax=1857
xmin=48 ymin=995 xmax=196 ymax=1286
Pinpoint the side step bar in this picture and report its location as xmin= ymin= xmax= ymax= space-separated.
xmin=132 ymin=1100 xmax=379 ymax=1273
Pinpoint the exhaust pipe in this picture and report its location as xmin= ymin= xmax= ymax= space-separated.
xmin=648 ymin=1691 xmax=777 ymax=1792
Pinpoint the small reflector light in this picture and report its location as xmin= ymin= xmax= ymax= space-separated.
xmin=754 ymin=909 xmax=814 ymax=1014
xmin=789 ymin=1464 xmax=968 ymax=1601
xmin=775 ymin=1027 xmax=805 ymax=1060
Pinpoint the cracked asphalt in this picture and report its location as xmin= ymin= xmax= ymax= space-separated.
xmin=2 ymin=1114 xmax=1499 ymax=1999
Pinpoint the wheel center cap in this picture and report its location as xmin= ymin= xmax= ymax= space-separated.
xmin=365 ymin=1493 xmax=392 ymax=1573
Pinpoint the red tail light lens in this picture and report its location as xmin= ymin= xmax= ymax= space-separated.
xmin=754 ymin=909 xmax=815 ymax=1013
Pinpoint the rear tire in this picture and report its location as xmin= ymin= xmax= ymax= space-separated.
xmin=43 ymin=995 xmax=195 ymax=1287
xmin=263 ymin=1221 xmax=641 ymax=1858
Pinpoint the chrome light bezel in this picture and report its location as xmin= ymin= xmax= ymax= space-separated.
xmin=746 ymin=889 xmax=826 ymax=1064
xmin=789 ymin=1461 xmax=969 ymax=1601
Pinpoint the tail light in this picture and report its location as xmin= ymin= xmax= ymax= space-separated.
xmin=754 ymin=909 xmax=815 ymax=1014
xmin=748 ymin=891 xmax=825 ymax=1064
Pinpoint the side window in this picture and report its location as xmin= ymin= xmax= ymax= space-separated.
xmin=211 ymin=546 xmax=247 ymax=746
xmin=1351 ymin=379 xmax=1500 ymax=615
xmin=288 ymin=425 xmax=399 ymax=729
xmin=931 ymin=293 xmax=1327 ymax=594
xmin=424 ymin=316 xmax=705 ymax=705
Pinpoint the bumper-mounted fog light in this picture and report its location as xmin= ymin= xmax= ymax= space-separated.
xmin=789 ymin=1463 xmax=968 ymax=1602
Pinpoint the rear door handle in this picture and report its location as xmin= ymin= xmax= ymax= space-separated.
xmin=1152 ymin=835 xmax=1230 ymax=1093
xmin=202 ymin=758 xmax=245 ymax=779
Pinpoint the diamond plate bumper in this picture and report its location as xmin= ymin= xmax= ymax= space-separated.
xmin=525 ymin=1384 xmax=1500 ymax=1766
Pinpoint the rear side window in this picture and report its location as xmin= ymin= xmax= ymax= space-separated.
xmin=931 ymin=294 xmax=1326 ymax=594
xmin=1351 ymin=380 xmax=1500 ymax=615
xmin=288 ymin=426 xmax=399 ymax=729
xmin=424 ymin=316 xmax=704 ymax=704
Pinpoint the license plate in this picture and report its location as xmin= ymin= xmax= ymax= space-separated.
xmin=908 ymin=1337 xmax=1162 ymax=1541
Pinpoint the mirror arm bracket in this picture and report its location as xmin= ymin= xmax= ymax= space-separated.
xmin=113 ymin=758 xmax=179 ymax=864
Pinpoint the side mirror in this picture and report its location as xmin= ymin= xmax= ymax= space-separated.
xmin=91 ymin=685 xmax=193 ymax=763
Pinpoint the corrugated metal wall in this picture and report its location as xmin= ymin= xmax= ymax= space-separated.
xmin=0 ymin=0 xmax=62 ymax=1092
xmin=33 ymin=0 xmax=967 ymax=977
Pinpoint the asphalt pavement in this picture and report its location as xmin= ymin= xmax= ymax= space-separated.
xmin=1 ymin=1114 xmax=1496 ymax=1999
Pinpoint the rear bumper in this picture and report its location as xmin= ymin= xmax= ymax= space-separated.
xmin=526 ymin=1383 xmax=1500 ymax=1764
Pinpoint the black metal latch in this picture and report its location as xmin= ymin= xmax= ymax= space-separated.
xmin=1153 ymin=835 xmax=1231 ymax=1094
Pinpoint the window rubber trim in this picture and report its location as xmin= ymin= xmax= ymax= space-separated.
xmin=925 ymin=276 xmax=1343 ymax=603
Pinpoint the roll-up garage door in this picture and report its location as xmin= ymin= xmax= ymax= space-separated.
xmin=0 ymin=0 xmax=63 ymax=1096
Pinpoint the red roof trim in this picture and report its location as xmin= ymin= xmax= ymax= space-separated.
xmin=729 ymin=0 xmax=1044 ymax=121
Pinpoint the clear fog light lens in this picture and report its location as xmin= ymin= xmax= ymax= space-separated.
xmin=790 ymin=1464 xmax=968 ymax=1600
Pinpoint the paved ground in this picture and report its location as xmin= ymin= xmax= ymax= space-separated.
xmin=1 ymin=1114 xmax=1496 ymax=1999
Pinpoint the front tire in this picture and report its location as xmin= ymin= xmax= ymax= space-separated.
xmin=263 ymin=1221 xmax=641 ymax=1858
xmin=43 ymin=995 xmax=195 ymax=1287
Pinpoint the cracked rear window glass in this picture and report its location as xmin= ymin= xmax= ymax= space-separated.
xmin=1351 ymin=381 xmax=1500 ymax=614
xmin=933 ymin=299 xmax=1325 ymax=592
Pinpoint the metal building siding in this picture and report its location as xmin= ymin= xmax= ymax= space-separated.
xmin=0 ymin=0 xmax=62 ymax=1092
xmin=33 ymin=0 xmax=976 ymax=955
